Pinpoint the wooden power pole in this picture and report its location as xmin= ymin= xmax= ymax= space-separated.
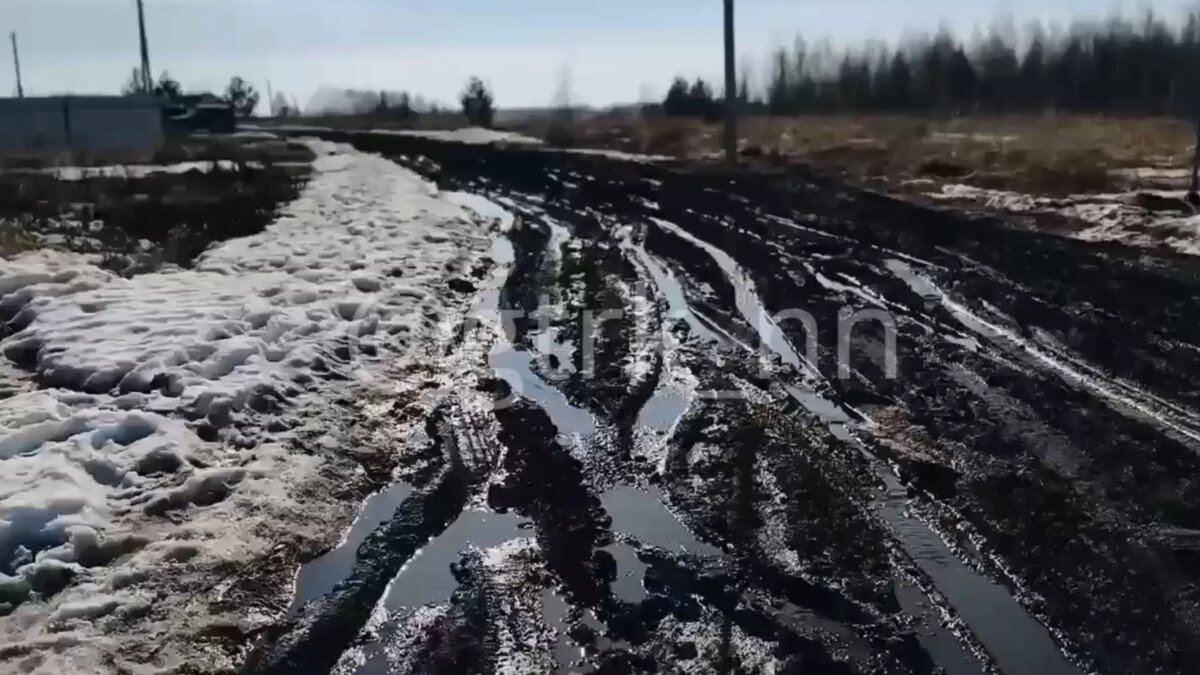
xmin=1189 ymin=122 xmax=1200 ymax=207
xmin=1190 ymin=49 xmax=1200 ymax=208
xmin=136 ymin=0 xmax=152 ymax=92
xmin=723 ymin=0 xmax=737 ymax=164
xmin=9 ymin=32 xmax=23 ymax=98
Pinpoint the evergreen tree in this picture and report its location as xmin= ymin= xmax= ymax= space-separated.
xmin=657 ymin=8 xmax=1200 ymax=118
xmin=460 ymin=77 xmax=495 ymax=128
xmin=768 ymin=49 xmax=791 ymax=114
xmin=664 ymin=77 xmax=691 ymax=117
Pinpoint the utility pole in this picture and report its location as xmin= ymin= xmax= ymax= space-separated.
xmin=723 ymin=0 xmax=738 ymax=164
xmin=9 ymin=32 xmax=23 ymax=98
xmin=136 ymin=0 xmax=152 ymax=93
xmin=1190 ymin=46 xmax=1200 ymax=208
xmin=1189 ymin=122 xmax=1200 ymax=207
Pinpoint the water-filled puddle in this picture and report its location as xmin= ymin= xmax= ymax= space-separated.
xmin=290 ymin=481 xmax=413 ymax=612
xmin=382 ymin=509 xmax=529 ymax=610
xmin=601 ymin=484 xmax=720 ymax=558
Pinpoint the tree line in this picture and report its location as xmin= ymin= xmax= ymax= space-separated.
xmin=123 ymin=71 xmax=497 ymax=126
xmin=303 ymin=77 xmax=495 ymax=126
xmin=122 ymin=69 xmax=261 ymax=117
xmin=662 ymin=9 xmax=1200 ymax=117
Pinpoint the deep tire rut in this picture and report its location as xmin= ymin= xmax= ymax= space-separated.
xmin=252 ymin=130 xmax=1200 ymax=675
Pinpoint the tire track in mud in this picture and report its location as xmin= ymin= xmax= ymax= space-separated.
xmin=264 ymin=130 xmax=1200 ymax=674
xmin=632 ymin=216 xmax=1063 ymax=675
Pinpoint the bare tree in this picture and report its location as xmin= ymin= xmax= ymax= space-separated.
xmin=121 ymin=68 xmax=147 ymax=95
xmin=225 ymin=76 xmax=261 ymax=117
xmin=271 ymin=91 xmax=292 ymax=118
xmin=553 ymin=62 xmax=574 ymax=123
xmin=155 ymin=71 xmax=182 ymax=100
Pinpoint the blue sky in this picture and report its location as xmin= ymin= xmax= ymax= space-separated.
xmin=3 ymin=0 xmax=1196 ymax=110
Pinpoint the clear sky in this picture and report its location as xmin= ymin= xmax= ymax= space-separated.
xmin=4 ymin=0 xmax=1197 ymax=110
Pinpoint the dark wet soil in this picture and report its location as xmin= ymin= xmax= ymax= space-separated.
xmin=248 ymin=130 xmax=1200 ymax=674
xmin=0 ymin=158 xmax=309 ymax=274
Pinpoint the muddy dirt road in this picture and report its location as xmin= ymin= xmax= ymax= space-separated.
xmin=250 ymin=133 xmax=1200 ymax=674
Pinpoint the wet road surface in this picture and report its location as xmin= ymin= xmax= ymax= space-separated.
xmin=248 ymin=132 xmax=1200 ymax=675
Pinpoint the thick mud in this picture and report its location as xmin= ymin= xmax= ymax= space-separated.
xmin=0 ymin=158 xmax=309 ymax=274
xmin=250 ymin=131 xmax=1200 ymax=674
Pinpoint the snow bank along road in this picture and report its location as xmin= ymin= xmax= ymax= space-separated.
xmin=0 ymin=140 xmax=500 ymax=673
xmin=4 ymin=128 xmax=1200 ymax=675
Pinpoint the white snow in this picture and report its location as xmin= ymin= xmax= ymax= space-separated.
xmin=371 ymin=126 xmax=544 ymax=146
xmin=1108 ymin=166 xmax=1192 ymax=187
xmin=2 ymin=161 xmax=264 ymax=182
xmin=1 ymin=142 xmax=480 ymax=409
xmin=931 ymin=184 xmax=1039 ymax=212
xmin=0 ymin=140 xmax=496 ymax=672
xmin=929 ymin=131 xmax=1019 ymax=144
xmin=930 ymin=183 xmax=1200 ymax=255
xmin=550 ymin=147 xmax=671 ymax=163
xmin=230 ymin=130 xmax=282 ymax=140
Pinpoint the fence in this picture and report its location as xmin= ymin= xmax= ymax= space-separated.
xmin=0 ymin=95 xmax=163 ymax=161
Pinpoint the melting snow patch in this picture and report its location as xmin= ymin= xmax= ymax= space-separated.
xmin=552 ymin=147 xmax=671 ymax=163
xmin=0 ymin=143 xmax=481 ymax=418
xmin=0 ymin=140 xmax=494 ymax=672
xmin=371 ymin=126 xmax=544 ymax=146
xmin=930 ymin=183 xmax=1200 ymax=255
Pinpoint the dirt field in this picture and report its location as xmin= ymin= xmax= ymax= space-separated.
xmin=527 ymin=114 xmax=1193 ymax=188
xmin=237 ymin=129 xmax=1200 ymax=675
xmin=520 ymin=113 xmax=1200 ymax=255
xmin=0 ymin=136 xmax=314 ymax=271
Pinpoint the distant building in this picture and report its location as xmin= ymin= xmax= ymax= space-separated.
xmin=164 ymin=94 xmax=236 ymax=134
xmin=0 ymin=95 xmax=164 ymax=161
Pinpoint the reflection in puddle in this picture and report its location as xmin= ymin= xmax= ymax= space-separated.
xmin=443 ymin=191 xmax=516 ymax=229
xmin=626 ymin=238 xmax=721 ymax=343
xmin=650 ymin=216 xmax=814 ymax=376
xmin=542 ymin=590 xmax=625 ymax=674
xmin=783 ymin=385 xmax=857 ymax=442
xmin=490 ymin=345 xmax=597 ymax=439
xmin=542 ymin=590 xmax=586 ymax=673
xmin=601 ymin=484 xmax=721 ymax=558
xmin=893 ymin=580 xmax=985 ymax=675
xmin=604 ymin=543 xmax=649 ymax=603
xmin=471 ymin=205 xmax=596 ymax=442
xmin=873 ymin=467 xmax=1079 ymax=675
xmin=382 ymin=509 xmax=529 ymax=610
xmin=636 ymin=388 xmax=690 ymax=434
xmin=290 ymin=481 xmax=413 ymax=612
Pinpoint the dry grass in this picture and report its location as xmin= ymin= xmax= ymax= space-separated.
xmin=747 ymin=114 xmax=1194 ymax=195
xmin=529 ymin=113 xmax=1197 ymax=196
xmin=153 ymin=136 xmax=317 ymax=167
xmin=0 ymin=221 xmax=37 ymax=258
